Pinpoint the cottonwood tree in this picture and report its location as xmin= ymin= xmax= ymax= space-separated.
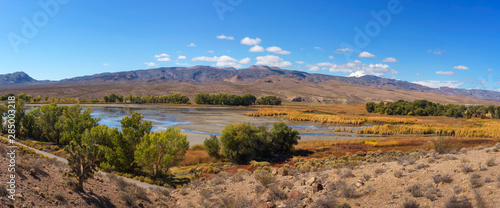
xmin=135 ymin=127 xmax=189 ymax=177
xmin=39 ymin=103 xmax=67 ymax=144
xmin=59 ymin=104 xmax=100 ymax=145
xmin=269 ymin=122 xmax=301 ymax=155
xmin=65 ymin=137 xmax=103 ymax=191
xmin=220 ymin=123 xmax=269 ymax=163
xmin=203 ymin=135 xmax=221 ymax=159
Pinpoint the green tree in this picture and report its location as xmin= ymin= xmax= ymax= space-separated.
xmin=220 ymin=123 xmax=269 ymax=163
xmin=135 ymin=127 xmax=189 ymax=177
xmin=65 ymin=137 xmax=103 ymax=191
xmin=22 ymin=108 xmax=42 ymax=139
xmin=59 ymin=104 xmax=100 ymax=144
xmin=365 ymin=102 xmax=376 ymax=113
xmin=269 ymin=122 xmax=301 ymax=155
xmin=203 ymin=135 xmax=221 ymax=159
xmin=39 ymin=103 xmax=67 ymax=144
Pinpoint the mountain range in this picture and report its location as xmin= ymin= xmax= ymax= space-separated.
xmin=1 ymin=65 xmax=499 ymax=104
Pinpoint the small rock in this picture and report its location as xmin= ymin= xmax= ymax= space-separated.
xmin=306 ymin=177 xmax=317 ymax=186
xmin=289 ymin=190 xmax=306 ymax=202
xmin=312 ymin=183 xmax=323 ymax=193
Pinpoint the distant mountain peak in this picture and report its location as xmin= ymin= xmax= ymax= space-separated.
xmin=0 ymin=71 xmax=37 ymax=85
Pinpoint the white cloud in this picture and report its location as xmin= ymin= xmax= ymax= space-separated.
xmin=144 ymin=62 xmax=156 ymax=67
xmin=216 ymin=34 xmax=234 ymax=40
xmin=488 ymin=68 xmax=493 ymax=72
xmin=266 ymin=46 xmax=291 ymax=55
xmin=154 ymin=53 xmax=170 ymax=58
xmin=178 ymin=55 xmax=186 ymax=60
xmin=335 ymin=48 xmax=353 ymax=53
xmin=207 ymin=50 xmax=214 ymax=54
xmin=314 ymin=46 xmax=322 ymax=50
xmin=416 ymin=73 xmax=421 ymax=76
xmin=436 ymin=71 xmax=455 ymax=76
xmin=187 ymin=43 xmax=196 ymax=47
xmin=249 ymin=45 xmax=265 ymax=52
xmin=328 ymin=55 xmax=334 ymax=59
xmin=381 ymin=57 xmax=398 ymax=63
xmin=157 ymin=57 xmax=171 ymax=61
xmin=296 ymin=61 xmax=304 ymax=64
xmin=453 ymin=65 xmax=469 ymax=70
xmin=358 ymin=51 xmax=376 ymax=58
xmin=239 ymin=57 xmax=251 ymax=64
xmin=306 ymin=60 xmax=398 ymax=77
xmin=255 ymin=55 xmax=292 ymax=67
xmin=240 ymin=37 xmax=262 ymax=45
xmin=412 ymin=80 xmax=466 ymax=88
xmin=191 ymin=55 xmax=243 ymax=67
xmin=427 ymin=49 xmax=445 ymax=55
xmin=308 ymin=66 xmax=320 ymax=71
xmin=103 ymin=63 xmax=109 ymax=66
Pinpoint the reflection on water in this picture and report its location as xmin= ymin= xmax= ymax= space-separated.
xmin=25 ymin=105 xmax=373 ymax=139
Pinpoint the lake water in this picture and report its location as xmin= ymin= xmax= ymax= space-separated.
xmin=25 ymin=104 xmax=375 ymax=144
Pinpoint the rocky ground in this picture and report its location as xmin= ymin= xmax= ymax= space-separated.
xmin=1 ymin=141 xmax=499 ymax=208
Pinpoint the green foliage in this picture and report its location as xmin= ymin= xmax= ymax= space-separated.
xmin=65 ymin=137 xmax=103 ymax=191
xmin=105 ymin=93 xmax=190 ymax=104
xmin=59 ymin=104 xmax=100 ymax=145
xmin=21 ymin=108 xmax=42 ymax=138
xmin=135 ymin=127 xmax=189 ymax=177
xmin=203 ymin=135 xmax=221 ymax=159
xmin=255 ymin=96 xmax=282 ymax=105
xmin=366 ymin=99 xmax=498 ymax=119
xmin=194 ymin=93 xmax=256 ymax=106
xmin=39 ymin=103 xmax=67 ymax=144
xmin=220 ymin=123 xmax=270 ymax=163
xmin=269 ymin=122 xmax=300 ymax=155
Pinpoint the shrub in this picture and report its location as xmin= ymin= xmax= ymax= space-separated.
xmin=341 ymin=186 xmax=358 ymax=198
xmin=406 ymin=184 xmax=423 ymax=197
xmin=485 ymin=157 xmax=495 ymax=167
xmin=453 ymin=185 xmax=463 ymax=194
xmin=484 ymin=177 xmax=493 ymax=183
xmin=461 ymin=165 xmax=474 ymax=173
xmin=220 ymin=123 xmax=269 ymax=163
xmin=470 ymin=177 xmax=482 ymax=188
xmin=255 ymin=173 xmax=276 ymax=188
xmin=415 ymin=163 xmax=427 ymax=169
xmin=425 ymin=187 xmax=437 ymax=201
xmin=432 ymin=174 xmax=442 ymax=184
xmin=231 ymin=174 xmax=244 ymax=183
xmin=203 ymin=135 xmax=220 ymax=159
xmin=402 ymin=198 xmax=420 ymax=208
xmin=269 ymin=122 xmax=301 ymax=155
xmin=120 ymin=193 xmax=136 ymax=207
xmin=269 ymin=185 xmax=287 ymax=201
xmin=313 ymin=196 xmax=338 ymax=208
xmin=375 ymin=168 xmax=385 ymax=174
xmin=254 ymin=184 xmax=266 ymax=195
xmin=190 ymin=144 xmax=205 ymax=150
xmin=394 ymin=171 xmax=404 ymax=178
xmin=132 ymin=185 xmax=148 ymax=201
xmin=363 ymin=174 xmax=372 ymax=181
xmin=250 ymin=160 xmax=271 ymax=167
xmin=445 ymin=196 xmax=472 ymax=208
xmin=0 ymin=185 xmax=7 ymax=197
xmin=432 ymin=138 xmax=453 ymax=154
xmin=219 ymin=195 xmax=253 ymax=208
xmin=441 ymin=174 xmax=453 ymax=183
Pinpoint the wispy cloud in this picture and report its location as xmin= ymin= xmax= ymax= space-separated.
xmin=255 ymin=55 xmax=292 ymax=67
xmin=178 ymin=55 xmax=186 ymax=60
xmin=207 ymin=50 xmax=214 ymax=54
xmin=240 ymin=37 xmax=261 ymax=45
xmin=103 ymin=63 xmax=109 ymax=66
xmin=488 ymin=68 xmax=493 ymax=72
xmin=328 ymin=55 xmax=334 ymax=59
xmin=266 ymin=46 xmax=291 ymax=55
xmin=144 ymin=62 xmax=156 ymax=67
xmin=335 ymin=48 xmax=353 ymax=54
xmin=155 ymin=53 xmax=171 ymax=61
xmin=381 ymin=57 xmax=398 ymax=63
xmin=412 ymin=80 xmax=466 ymax=88
xmin=435 ymin=71 xmax=455 ymax=75
xmin=187 ymin=43 xmax=196 ymax=47
xmin=216 ymin=34 xmax=234 ymax=40
xmin=453 ymin=65 xmax=469 ymax=70
xmin=296 ymin=61 xmax=304 ymax=64
xmin=427 ymin=49 xmax=445 ymax=55
xmin=191 ymin=55 xmax=247 ymax=68
xmin=358 ymin=51 xmax=375 ymax=58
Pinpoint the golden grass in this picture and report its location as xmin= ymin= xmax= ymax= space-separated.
xmin=178 ymin=150 xmax=217 ymax=166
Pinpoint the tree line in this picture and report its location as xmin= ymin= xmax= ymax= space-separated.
xmin=365 ymin=100 xmax=500 ymax=119
xmin=194 ymin=93 xmax=281 ymax=106
xmin=104 ymin=93 xmax=190 ymax=104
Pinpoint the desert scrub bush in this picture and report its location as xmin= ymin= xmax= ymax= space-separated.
xmin=461 ymin=165 xmax=474 ymax=173
xmin=485 ymin=157 xmax=495 ymax=167
xmin=425 ymin=186 xmax=437 ymax=201
xmin=280 ymin=180 xmax=294 ymax=189
xmin=363 ymin=174 xmax=371 ymax=181
xmin=445 ymin=196 xmax=472 ymax=208
xmin=312 ymin=196 xmax=343 ymax=208
xmin=202 ymin=166 xmax=221 ymax=174
xmin=484 ymin=177 xmax=493 ymax=183
xmin=475 ymin=145 xmax=485 ymax=150
xmin=219 ymin=195 xmax=252 ymax=208
xmin=443 ymin=155 xmax=458 ymax=161
xmin=406 ymin=184 xmax=423 ymax=197
xmin=180 ymin=187 xmax=189 ymax=195
xmin=231 ymin=174 xmax=244 ymax=182
xmin=255 ymin=173 xmax=276 ymax=188
xmin=398 ymin=155 xmax=417 ymax=166
xmin=190 ymin=144 xmax=205 ymax=150
xmin=433 ymin=174 xmax=453 ymax=184
xmin=199 ymin=189 xmax=213 ymax=203
xmin=341 ymin=185 xmax=358 ymax=198
xmin=470 ymin=177 xmax=483 ymax=188
xmin=402 ymin=198 xmax=419 ymax=208
xmin=453 ymin=185 xmax=463 ymax=194
xmin=269 ymin=185 xmax=287 ymax=201
xmin=432 ymin=138 xmax=454 ymax=154
xmin=394 ymin=171 xmax=404 ymax=178
xmin=211 ymin=176 xmax=225 ymax=186
xmin=254 ymin=184 xmax=266 ymax=195
xmin=374 ymin=168 xmax=385 ymax=174
xmin=131 ymin=185 xmax=148 ymax=201
xmin=0 ymin=185 xmax=8 ymax=197
xmin=250 ymin=160 xmax=271 ymax=167
xmin=120 ymin=193 xmax=136 ymax=207
xmin=415 ymin=163 xmax=427 ymax=169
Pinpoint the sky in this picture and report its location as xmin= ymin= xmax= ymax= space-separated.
xmin=0 ymin=0 xmax=499 ymax=91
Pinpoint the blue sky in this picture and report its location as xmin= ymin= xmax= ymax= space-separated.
xmin=1 ymin=0 xmax=499 ymax=91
